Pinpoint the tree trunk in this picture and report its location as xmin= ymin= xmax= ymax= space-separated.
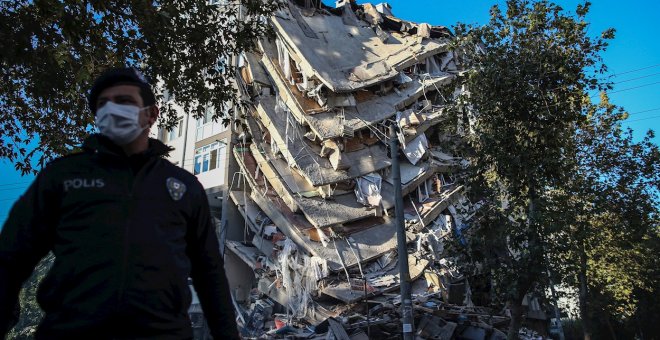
xmin=507 ymin=297 xmax=525 ymax=340
xmin=578 ymin=246 xmax=592 ymax=340
xmin=605 ymin=316 xmax=618 ymax=340
xmin=505 ymin=178 xmax=536 ymax=340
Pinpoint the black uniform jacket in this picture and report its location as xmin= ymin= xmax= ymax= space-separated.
xmin=0 ymin=135 xmax=238 ymax=339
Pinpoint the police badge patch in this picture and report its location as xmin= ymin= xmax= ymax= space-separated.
xmin=166 ymin=177 xmax=187 ymax=201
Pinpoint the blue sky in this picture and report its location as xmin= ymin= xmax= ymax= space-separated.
xmin=371 ymin=0 xmax=660 ymax=143
xmin=1 ymin=0 xmax=659 ymax=226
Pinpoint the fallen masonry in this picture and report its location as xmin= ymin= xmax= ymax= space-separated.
xmin=218 ymin=1 xmax=549 ymax=338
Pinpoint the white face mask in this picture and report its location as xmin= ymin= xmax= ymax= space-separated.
xmin=95 ymin=102 xmax=149 ymax=145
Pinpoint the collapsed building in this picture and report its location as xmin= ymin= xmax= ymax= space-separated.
xmin=219 ymin=1 xmax=525 ymax=338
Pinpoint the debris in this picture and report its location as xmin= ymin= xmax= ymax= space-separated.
xmin=223 ymin=1 xmax=540 ymax=338
xmin=328 ymin=317 xmax=351 ymax=340
xmin=403 ymin=133 xmax=429 ymax=165
xmin=354 ymin=173 xmax=382 ymax=207
xmin=416 ymin=314 xmax=456 ymax=339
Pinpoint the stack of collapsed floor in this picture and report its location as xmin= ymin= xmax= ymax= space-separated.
xmin=225 ymin=1 xmax=510 ymax=338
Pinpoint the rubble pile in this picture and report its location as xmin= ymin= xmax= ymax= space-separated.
xmin=224 ymin=0 xmax=510 ymax=338
xmin=238 ymin=293 xmax=512 ymax=339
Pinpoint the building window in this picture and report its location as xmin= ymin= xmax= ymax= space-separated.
xmin=167 ymin=118 xmax=184 ymax=142
xmin=196 ymin=106 xmax=228 ymax=141
xmin=197 ymin=106 xmax=214 ymax=125
xmin=194 ymin=140 xmax=226 ymax=175
xmin=196 ymin=106 xmax=213 ymax=141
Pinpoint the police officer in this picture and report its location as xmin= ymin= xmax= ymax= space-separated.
xmin=0 ymin=68 xmax=239 ymax=339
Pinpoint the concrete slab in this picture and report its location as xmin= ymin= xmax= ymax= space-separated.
xmin=255 ymin=95 xmax=391 ymax=186
xmin=407 ymin=185 xmax=464 ymax=229
xmin=226 ymin=240 xmax=263 ymax=271
xmin=381 ymin=162 xmax=444 ymax=210
xmin=234 ymin=146 xmax=414 ymax=272
xmin=249 ymin=142 xmax=378 ymax=228
xmin=267 ymin=155 xmax=317 ymax=196
xmin=244 ymin=51 xmax=271 ymax=86
xmin=271 ymin=3 xmax=449 ymax=92
xmin=323 ymin=255 xmax=429 ymax=303
xmin=304 ymin=75 xmax=454 ymax=140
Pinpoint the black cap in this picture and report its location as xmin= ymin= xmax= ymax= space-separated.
xmin=88 ymin=67 xmax=156 ymax=114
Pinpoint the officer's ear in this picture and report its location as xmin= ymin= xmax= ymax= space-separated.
xmin=147 ymin=105 xmax=159 ymax=127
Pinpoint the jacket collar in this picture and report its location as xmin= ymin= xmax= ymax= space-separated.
xmin=82 ymin=134 xmax=173 ymax=158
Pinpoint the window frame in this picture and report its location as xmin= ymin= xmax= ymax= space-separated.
xmin=193 ymin=140 xmax=227 ymax=175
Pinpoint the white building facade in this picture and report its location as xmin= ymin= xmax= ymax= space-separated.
xmin=156 ymin=103 xmax=231 ymax=192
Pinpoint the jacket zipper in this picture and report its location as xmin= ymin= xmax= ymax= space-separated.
xmin=116 ymin=158 xmax=159 ymax=307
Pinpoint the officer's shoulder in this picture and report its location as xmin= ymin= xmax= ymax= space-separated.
xmin=44 ymin=151 xmax=89 ymax=169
